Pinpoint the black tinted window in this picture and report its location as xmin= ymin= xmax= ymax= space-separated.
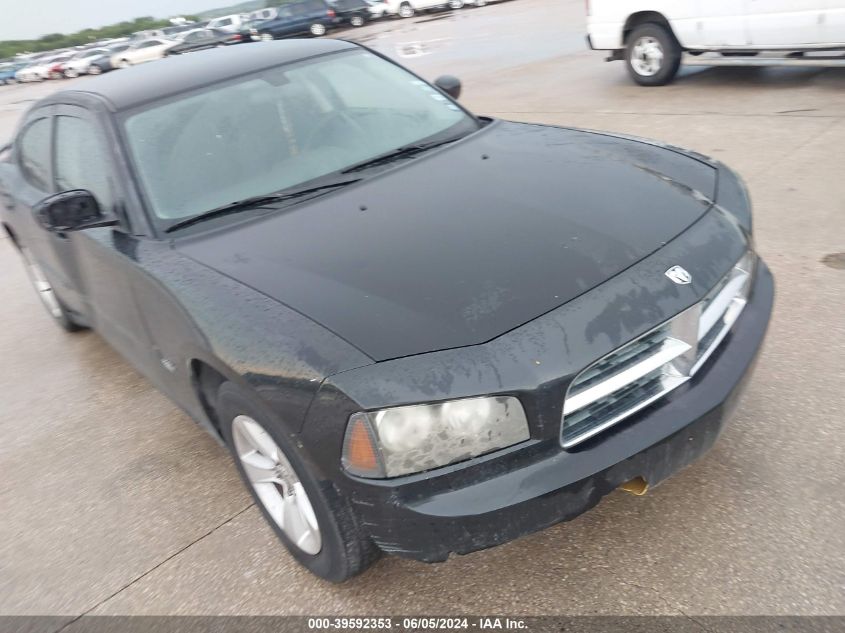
xmin=17 ymin=117 xmax=51 ymax=191
xmin=55 ymin=116 xmax=114 ymax=211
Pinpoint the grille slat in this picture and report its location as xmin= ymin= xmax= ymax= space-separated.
xmin=561 ymin=251 xmax=755 ymax=448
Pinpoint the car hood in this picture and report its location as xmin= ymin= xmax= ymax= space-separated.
xmin=178 ymin=120 xmax=716 ymax=362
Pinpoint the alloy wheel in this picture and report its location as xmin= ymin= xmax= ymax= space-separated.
xmin=310 ymin=23 xmax=327 ymax=36
xmin=232 ymin=415 xmax=322 ymax=555
xmin=630 ymin=36 xmax=664 ymax=76
xmin=351 ymin=15 xmax=365 ymax=26
xmin=399 ymin=3 xmax=415 ymax=18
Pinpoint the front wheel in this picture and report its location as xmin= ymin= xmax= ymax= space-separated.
xmin=449 ymin=0 xmax=465 ymax=8
xmin=398 ymin=2 xmax=415 ymax=18
xmin=310 ymin=23 xmax=327 ymax=36
xmin=87 ymin=65 xmax=102 ymax=75
xmin=115 ymin=59 xmax=131 ymax=69
xmin=625 ymin=23 xmax=681 ymax=86
xmin=64 ymin=68 xmax=79 ymax=78
xmin=218 ymin=383 xmax=380 ymax=582
xmin=350 ymin=14 xmax=366 ymax=27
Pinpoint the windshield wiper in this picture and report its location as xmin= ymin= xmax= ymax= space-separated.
xmin=164 ymin=179 xmax=361 ymax=233
xmin=341 ymin=137 xmax=463 ymax=174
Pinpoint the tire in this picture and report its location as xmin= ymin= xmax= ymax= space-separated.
xmin=260 ymin=32 xmax=274 ymax=41
xmin=115 ymin=59 xmax=130 ymax=69
xmin=218 ymin=382 xmax=380 ymax=582
xmin=350 ymin=14 xmax=365 ymax=27
xmin=625 ymin=22 xmax=681 ymax=86
xmin=88 ymin=65 xmax=102 ymax=75
xmin=449 ymin=0 xmax=464 ymax=8
xmin=64 ymin=68 xmax=79 ymax=79
xmin=398 ymin=2 xmax=415 ymax=18
xmin=20 ymin=247 xmax=85 ymax=332
xmin=474 ymin=0 xmax=487 ymax=6
xmin=310 ymin=23 xmax=327 ymax=36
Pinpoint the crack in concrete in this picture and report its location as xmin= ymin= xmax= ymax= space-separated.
xmin=618 ymin=580 xmax=711 ymax=631
xmin=53 ymin=503 xmax=256 ymax=631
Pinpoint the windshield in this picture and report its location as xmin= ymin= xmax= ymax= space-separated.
xmin=122 ymin=49 xmax=478 ymax=224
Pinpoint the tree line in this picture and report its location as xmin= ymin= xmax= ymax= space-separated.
xmin=0 ymin=16 xmax=199 ymax=60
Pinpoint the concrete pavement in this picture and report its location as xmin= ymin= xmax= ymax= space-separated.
xmin=1 ymin=0 xmax=843 ymax=619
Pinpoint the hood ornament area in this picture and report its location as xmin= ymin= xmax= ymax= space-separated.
xmin=665 ymin=265 xmax=692 ymax=285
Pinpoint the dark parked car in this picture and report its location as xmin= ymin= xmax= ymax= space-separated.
xmin=87 ymin=43 xmax=132 ymax=75
xmin=253 ymin=0 xmax=339 ymax=38
xmin=329 ymin=0 xmax=372 ymax=26
xmin=166 ymin=28 xmax=251 ymax=55
xmin=0 ymin=41 xmax=773 ymax=582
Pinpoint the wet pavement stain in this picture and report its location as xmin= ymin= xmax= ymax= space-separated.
xmin=821 ymin=253 xmax=845 ymax=269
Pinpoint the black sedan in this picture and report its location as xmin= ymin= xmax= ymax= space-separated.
xmin=0 ymin=41 xmax=773 ymax=582
xmin=166 ymin=28 xmax=251 ymax=55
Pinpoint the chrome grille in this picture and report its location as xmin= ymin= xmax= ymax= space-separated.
xmin=561 ymin=251 xmax=755 ymax=448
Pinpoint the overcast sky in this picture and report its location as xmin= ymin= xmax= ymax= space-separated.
xmin=0 ymin=0 xmax=235 ymax=41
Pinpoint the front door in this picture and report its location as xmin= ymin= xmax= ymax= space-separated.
xmin=694 ymin=0 xmax=749 ymax=47
xmin=52 ymin=104 xmax=156 ymax=366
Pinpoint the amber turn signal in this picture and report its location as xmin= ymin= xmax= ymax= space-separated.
xmin=342 ymin=414 xmax=384 ymax=478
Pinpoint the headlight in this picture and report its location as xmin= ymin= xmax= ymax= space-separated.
xmin=342 ymin=396 xmax=530 ymax=478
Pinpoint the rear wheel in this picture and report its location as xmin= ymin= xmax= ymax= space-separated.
xmin=87 ymin=65 xmax=102 ymax=75
xmin=350 ymin=14 xmax=366 ymax=26
xmin=115 ymin=59 xmax=131 ymax=69
xmin=449 ymin=0 xmax=465 ymax=8
xmin=218 ymin=383 xmax=380 ymax=582
xmin=625 ymin=23 xmax=681 ymax=86
xmin=398 ymin=2 xmax=415 ymax=18
xmin=64 ymin=68 xmax=79 ymax=78
xmin=260 ymin=32 xmax=274 ymax=41
xmin=310 ymin=23 xmax=327 ymax=36
xmin=20 ymin=247 xmax=84 ymax=332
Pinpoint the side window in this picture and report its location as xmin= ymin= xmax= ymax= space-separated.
xmin=17 ymin=117 xmax=52 ymax=191
xmin=54 ymin=116 xmax=115 ymax=212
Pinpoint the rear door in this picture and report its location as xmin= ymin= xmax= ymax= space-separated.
xmin=745 ymin=0 xmax=825 ymax=46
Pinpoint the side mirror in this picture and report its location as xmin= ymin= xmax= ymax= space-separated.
xmin=35 ymin=190 xmax=115 ymax=233
xmin=434 ymin=75 xmax=462 ymax=100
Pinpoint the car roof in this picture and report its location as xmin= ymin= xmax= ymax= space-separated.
xmin=53 ymin=40 xmax=358 ymax=112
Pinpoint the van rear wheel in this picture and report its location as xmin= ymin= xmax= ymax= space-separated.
xmin=625 ymin=23 xmax=681 ymax=86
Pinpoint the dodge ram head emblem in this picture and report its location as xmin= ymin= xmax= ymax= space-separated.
xmin=665 ymin=266 xmax=692 ymax=285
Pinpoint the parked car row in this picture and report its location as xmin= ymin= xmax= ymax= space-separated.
xmin=0 ymin=0 xmax=502 ymax=86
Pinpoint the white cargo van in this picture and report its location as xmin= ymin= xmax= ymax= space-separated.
xmin=586 ymin=1 xmax=845 ymax=85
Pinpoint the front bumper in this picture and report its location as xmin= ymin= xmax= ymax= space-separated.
xmin=343 ymin=263 xmax=773 ymax=562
